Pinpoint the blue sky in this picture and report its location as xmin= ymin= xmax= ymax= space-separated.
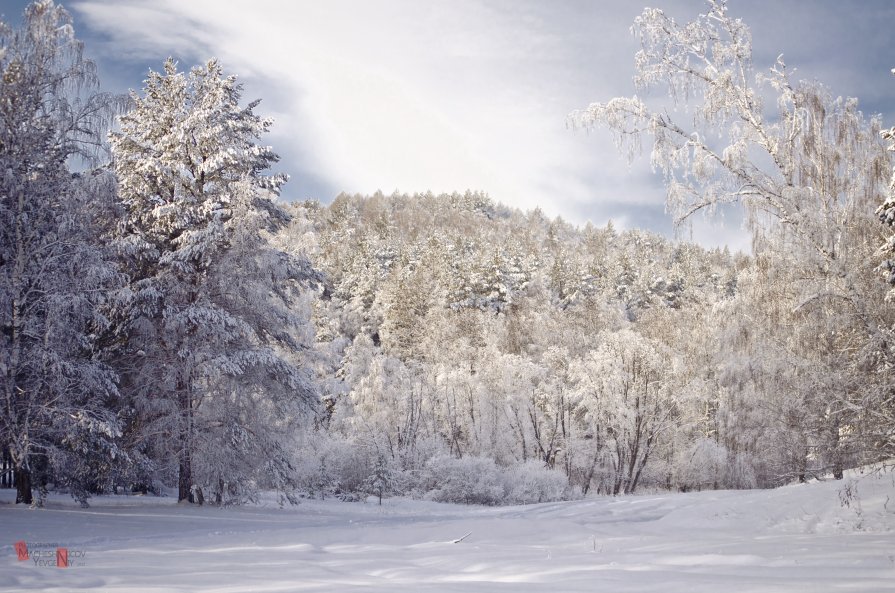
xmin=3 ymin=0 xmax=894 ymax=251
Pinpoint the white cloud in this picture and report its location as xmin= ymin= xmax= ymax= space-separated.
xmin=73 ymin=0 xmax=667 ymax=225
xmin=73 ymin=0 xmax=895 ymax=252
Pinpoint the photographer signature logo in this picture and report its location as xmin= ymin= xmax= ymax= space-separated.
xmin=12 ymin=540 xmax=86 ymax=568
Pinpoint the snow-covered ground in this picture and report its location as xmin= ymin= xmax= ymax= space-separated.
xmin=3 ymin=472 xmax=895 ymax=592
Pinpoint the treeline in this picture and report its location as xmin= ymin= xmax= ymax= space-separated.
xmin=3 ymin=1 xmax=895 ymax=508
xmin=285 ymin=186 xmax=890 ymax=500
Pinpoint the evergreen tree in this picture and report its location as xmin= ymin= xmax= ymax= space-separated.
xmin=364 ymin=452 xmax=395 ymax=505
xmin=110 ymin=58 xmax=319 ymax=504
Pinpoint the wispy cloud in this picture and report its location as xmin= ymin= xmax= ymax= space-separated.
xmin=72 ymin=1 xmax=660 ymax=223
xmin=70 ymin=0 xmax=895 ymax=252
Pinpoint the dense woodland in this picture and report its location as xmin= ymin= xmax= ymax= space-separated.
xmin=3 ymin=0 xmax=895 ymax=507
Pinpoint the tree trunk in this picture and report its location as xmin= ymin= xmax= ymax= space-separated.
xmin=797 ymin=442 xmax=808 ymax=483
xmin=178 ymin=448 xmax=192 ymax=503
xmin=177 ymin=377 xmax=194 ymax=503
xmin=15 ymin=463 xmax=32 ymax=505
xmin=1 ymin=448 xmax=11 ymax=488
xmin=831 ymin=415 xmax=844 ymax=480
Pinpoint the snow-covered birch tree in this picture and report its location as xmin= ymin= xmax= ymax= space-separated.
xmin=570 ymin=330 xmax=678 ymax=495
xmin=877 ymin=81 xmax=895 ymax=296
xmin=111 ymin=59 xmax=319 ymax=504
xmin=0 ymin=1 xmax=125 ymax=505
xmin=571 ymin=0 xmax=891 ymax=479
xmin=572 ymin=0 xmax=888 ymax=251
xmin=867 ymin=73 xmax=895 ymax=464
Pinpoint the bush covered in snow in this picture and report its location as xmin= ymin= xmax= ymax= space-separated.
xmin=674 ymin=439 xmax=758 ymax=491
xmin=419 ymin=455 xmax=506 ymax=505
xmin=415 ymin=455 xmax=575 ymax=506
xmin=294 ymin=437 xmax=373 ymax=500
xmin=503 ymin=460 xmax=578 ymax=504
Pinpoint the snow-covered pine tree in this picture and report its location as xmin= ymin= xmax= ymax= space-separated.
xmin=364 ymin=451 xmax=396 ymax=505
xmin=0 ymin=0 xmax=125 ymax=505
xmin=110 ymin=58 xmax=319 ymax=504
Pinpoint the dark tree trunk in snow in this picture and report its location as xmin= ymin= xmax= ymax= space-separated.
xmin=1 ymin=448 xmax=12 ymax=488
xmin=15 ymin=463 xmax=32 ymax=505
xmin=178 ymin=382 xmax=193 ymax=503
xmin=831 ymin=415 xmax=844 ymax=480
xmin=178 ymin=449 xmax=192 ymax=503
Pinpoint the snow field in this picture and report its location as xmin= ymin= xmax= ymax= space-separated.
xmin=2 ymin=471 xmax=894 ymax=592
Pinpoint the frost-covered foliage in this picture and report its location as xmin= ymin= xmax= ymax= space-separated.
xmin=570 ymin=330 xmax=678 ymax=495
xmin=879 ymin=77 xmax=895 ymax=297
xmin=502 ymin=460 xmax=576 ymax=505
xmin=293 ymin=432 xmax=574 ymax=506
xmin=673 ymin=438 xmax=756 ymax=491
xmin=0 ymin=1 xmax=126 ymax=506
xmin=293 ymin=191 xmax=756 ymax=497
xmin=571 ymin=0 xmax=894 ymax=484
xmin=419 ymin=456 xmax=573 ymax=506
xmin=570 ymin=1 xmax=888 ymax=254
xmin=871 ymin=102 xmax=895 ymax=460
xmin=295 ymin=173 xmax=895 ymax=498
xmin=110 ymin=58 xmax=319 ymax=504
xmin=421 ymin=455 xmax=506 ymax=505
xmin=9 ymin=0 xmax=895 ymax=508
xmin=293 ymin=435 xmax=375 ymax=500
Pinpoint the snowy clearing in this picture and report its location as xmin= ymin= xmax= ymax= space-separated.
xmin=3 ymin=473 xmax=895 ymax=592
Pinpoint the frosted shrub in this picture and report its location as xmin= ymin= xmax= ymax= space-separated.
xmin=503 ymin=461 xmax=575 ymax=504
xmin=295 ymin=437 xmax=372 ymax=499
xmin=417 ymin=457 xmax=574 ymax=506
xmin=724 ymin=451 xmax=758 ymax=490
xmin=674 ymin=439 xmax=758 ymax=491
xmin=675 ymin=438 xmax=727 ymax=491
xmin=421 ymin=455 xmax=505 ymax=505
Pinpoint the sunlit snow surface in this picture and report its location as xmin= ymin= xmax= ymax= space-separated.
xmin=3 ymin=472 xmax=894 ymax=592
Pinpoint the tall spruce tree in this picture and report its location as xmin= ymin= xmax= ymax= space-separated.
xmin=111 ymin=59 xmax=318 ymax=504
